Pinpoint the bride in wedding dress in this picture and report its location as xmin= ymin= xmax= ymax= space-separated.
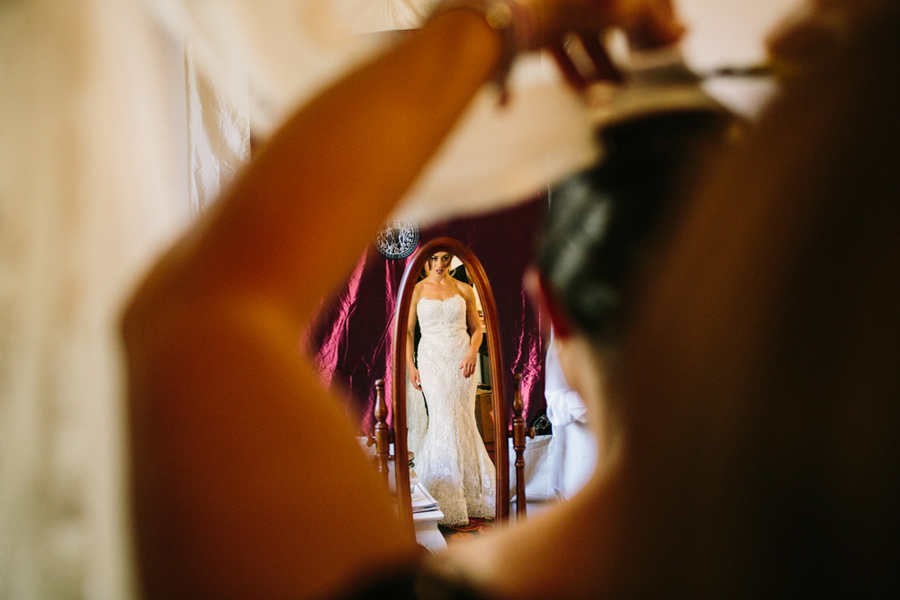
xmin=406 ymin=251 xmax=496 ymax=526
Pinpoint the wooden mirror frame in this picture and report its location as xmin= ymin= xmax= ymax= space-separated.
xmin=391 ymin=237 xmax=510 ymax=528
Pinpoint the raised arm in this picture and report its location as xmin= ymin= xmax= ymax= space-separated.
xmin=407 ymin=285 xmax=423 ymax=391
xmin=122 ymin=12 xmax=502 ymax=599
xmin=121 ymin=2 xmax=685 ymax=599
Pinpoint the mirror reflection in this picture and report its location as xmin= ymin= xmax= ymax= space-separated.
xmin=309 ymin=206 xmax=551 ymax=537
xmin=308 ymin=202 xmax=545 ymax=499
xmin=405 ymin=250 xmax=496 ymax=528
xmin=392 ymin=238 xmax=510 ymax=551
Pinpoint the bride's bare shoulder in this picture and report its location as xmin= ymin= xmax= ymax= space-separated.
xmin=455 ymin=279 xmax=475 ymax=299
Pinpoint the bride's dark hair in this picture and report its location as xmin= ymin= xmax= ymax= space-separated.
xmin=536 ymin=108 xmax=734 ymax=347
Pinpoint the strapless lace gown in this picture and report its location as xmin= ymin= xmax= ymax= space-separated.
xmin=414 ymin=295 xmax=496 ymax=526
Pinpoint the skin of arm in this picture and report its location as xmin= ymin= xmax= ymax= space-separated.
xmin=459 ymin=282 xmax=484 ymax=378
xmin=407 ymin=283 xmax=423 ymax=391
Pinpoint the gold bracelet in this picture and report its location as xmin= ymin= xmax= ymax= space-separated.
xmin=428 ymin=0 xmax=543 ymax=105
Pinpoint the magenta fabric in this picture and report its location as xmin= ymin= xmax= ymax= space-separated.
xmin=304 ymin=196 xmax=548 ymax=435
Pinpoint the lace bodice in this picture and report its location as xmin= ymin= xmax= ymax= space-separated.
xmin=416 ymin=295 xmax=468 ymax=339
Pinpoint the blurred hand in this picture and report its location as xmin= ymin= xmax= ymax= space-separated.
xmin=765 ymin=0 xmax=896 ymax=66
xmin=765 ymin=0 xmax=847 ymax=66
xmin=460 ymin=349 xmax=478 ymax=379
xmin=536 ymin=0 xmax=685 ymax=47
xmin=536 ymin=0 xmax=687 ymax=88
xmin=409 ymin=366 xmax=422 ymax=391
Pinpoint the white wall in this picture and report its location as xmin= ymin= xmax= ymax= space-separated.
xmin=678 ymin=0 xmax=804 ymax=69
xmin=674 ymin=0 xmax=805 ymax=117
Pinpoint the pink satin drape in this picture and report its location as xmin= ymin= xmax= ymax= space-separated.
xmin=305 ymin=197 xmax=548 ymax=435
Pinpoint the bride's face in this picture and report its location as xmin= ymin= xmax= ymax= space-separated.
xmin=427 ymin=252 xmax=453 ymax=279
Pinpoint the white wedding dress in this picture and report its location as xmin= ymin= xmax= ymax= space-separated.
xmin=414 ymin=295 xmax=496 ymax=526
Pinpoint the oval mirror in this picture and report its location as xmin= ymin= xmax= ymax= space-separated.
xmin=391 ymin=237 xmax=510 ymax=529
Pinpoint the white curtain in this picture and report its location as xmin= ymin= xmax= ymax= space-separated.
xmin=185 ymin=45 xmax=251 ymax=217
xmin=1 ymin=1 xmax=187 ymax=597
xmin=158 ymin=0 xmax=598 ymax=224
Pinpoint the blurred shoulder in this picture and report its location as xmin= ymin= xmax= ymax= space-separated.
xmin=456 ymin=280 xmax=476 ymax=299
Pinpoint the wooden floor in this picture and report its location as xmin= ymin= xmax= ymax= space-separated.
xmin=438 ymin=499 xmax=557 ymax=543
xmin=439 ymin=517 xmax=495 ymax=542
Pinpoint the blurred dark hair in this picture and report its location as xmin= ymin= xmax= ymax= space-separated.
xmin=536 ymin=108 xmax=734 ymax=346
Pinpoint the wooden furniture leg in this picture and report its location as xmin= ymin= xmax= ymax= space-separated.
xmin=512 ymin=374 xmax=535 ymax=519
